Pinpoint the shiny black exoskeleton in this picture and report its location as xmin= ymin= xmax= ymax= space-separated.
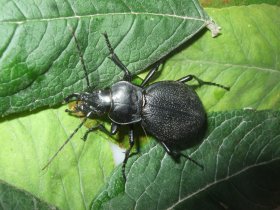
xmin=43 ymin=33 xmax=229 ymax=180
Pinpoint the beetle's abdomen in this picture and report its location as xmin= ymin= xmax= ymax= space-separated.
xmin=142 ymin=81 xmax=205 ymax=144
xmin=109 ymin=81 xmax=143 ymax=124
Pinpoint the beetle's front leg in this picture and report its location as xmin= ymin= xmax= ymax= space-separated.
xmin=82 ymin=122 xmax=118 ymax=141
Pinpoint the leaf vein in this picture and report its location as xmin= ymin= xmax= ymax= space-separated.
xmin=171 ymin=58 xmax=279 ymax=74
xmin=11 ymin=0 xmax=26 ymax=20
xmin=167 ymin=157 xmax=280 ymax=209
xmin=255 ymin=129 xmax=280 ymax=163
xmin=231 ymin=182 xmax=271 ymax=208
xmin=0 ymin=24 xmax=17 ymax=62
xmin=228 ymin=11 xmax=250 ymax=65
xmin=1 ymin=12 xmax=206 ymax=25
xmin=227 ymin=120 xmax=248 ymax=176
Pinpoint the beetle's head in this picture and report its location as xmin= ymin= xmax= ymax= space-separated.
xmin=64 ymin=89 xmax=111 ymax=117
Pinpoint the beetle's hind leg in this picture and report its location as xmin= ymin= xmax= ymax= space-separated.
xmin=103 ymin=32 xmax=132 ymax=81
xmin=178 ymin=75 xmax=230 ymax=91
xmin=160 ymin=141 xmax=204 ymax=170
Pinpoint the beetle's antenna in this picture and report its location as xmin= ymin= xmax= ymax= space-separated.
xmin=68 ymin=25 xmax=90 ymax=88
xmin=42 ymin=113 xmax=90 ymax=171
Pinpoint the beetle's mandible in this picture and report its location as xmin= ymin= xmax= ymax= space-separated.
xmin=42 ymin=32 xmax=229 ymax=181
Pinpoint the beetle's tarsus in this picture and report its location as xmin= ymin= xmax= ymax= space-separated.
xmin=81 ymin=134 xmax=88 ymax=142
xmin=178 ymin=74 xmax=230 ymax=91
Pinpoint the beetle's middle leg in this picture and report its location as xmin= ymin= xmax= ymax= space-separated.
xmin=122 ymin=125 xmax=135 ymax=181
xmin=178 ymin=75 xmax=230 ymax=91
xmin=82 ymin=122 xmax=118 ymax=141
xmin=103 ymin=32 xmax=132 ymax=81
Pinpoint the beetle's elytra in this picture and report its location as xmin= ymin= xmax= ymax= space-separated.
xmin=43 ymin=32 xmax=229 ymax=180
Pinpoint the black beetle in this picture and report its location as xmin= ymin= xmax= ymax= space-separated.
xmin=43 ymin=33 xmax=229 ymax=180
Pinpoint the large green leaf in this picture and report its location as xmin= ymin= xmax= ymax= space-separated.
xmin=0 ymin=180 xmax=57 ymax=210
xmin=0 ymin=0 xmax=218 ymax=116
xmin=142 ymin=4 xmax=280 ymax=111
xmin=91 ymin=110 xmax=280 ymax=210
xmin=0 ymin=106 xmax=115 ymax=210
xmin=0 ymin=3 xmax=279 ymax=210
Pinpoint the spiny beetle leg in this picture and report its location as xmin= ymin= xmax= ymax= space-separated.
xmin=178 ymin=75 xmax=230 ymax=91
xmin=160 ymin=141 xmax=204 ymax=170
xmin=140 ymin=63 xmax=161 ymax=87
xmin=82 ymin=123 xmax=118 ymax=141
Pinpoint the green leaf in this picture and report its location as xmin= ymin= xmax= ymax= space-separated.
xmin=0 ymin=0 xmax=217 ymax=116
xmin=91 ymin=110 xmax=280 ymax=210
xmin=1 ymin=3 xmax=279 ymax=210
xmin=147 ymin=4 xmax=280 ymax=111
xmin=0 ymin=106 xmax=115 ymax=210
xmin=200 ymin=0 xmax=280 ymax=7
xmin=0 ymin=180 xmax=57 ymax=210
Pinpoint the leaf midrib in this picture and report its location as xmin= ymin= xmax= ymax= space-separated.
xmin=0 ymin=12 xmax=207 ymax=25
